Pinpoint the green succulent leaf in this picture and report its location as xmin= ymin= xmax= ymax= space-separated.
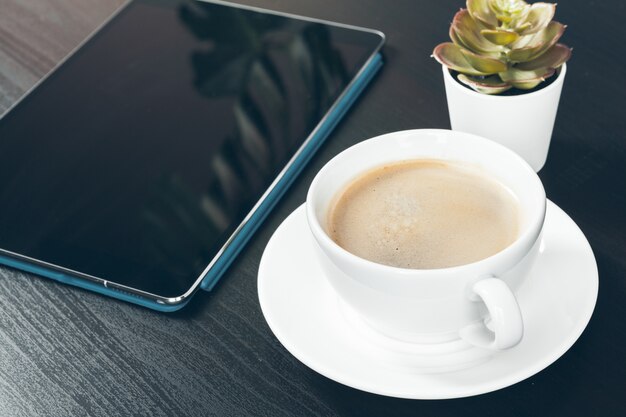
xmin=511 ymin=21 xmax=564 ymax=49
xmin=434 ymin=42 xmax=507 ymax=76
xmin=449 ymin=26 xmax=500 ymax=59
xmin=433 ymin=43 xmax=483 ymax=75
xmin=459 ymin=47 xmax=508 ymax=73
xmin=516 ymin=2 xmax=556 ymax=35
xmin=511 ymin=79 xmax=545 ymax=89
xmin=500 ymin=66 xmax=555 ymax=82
xmin=451 ymin=9 xmax=503 ymax=55
xmin=467 ymin=0 xmax=498 ymax=28
xmin=496 ymin=14 xmax=513 ymax=23
xmin=508 ymin=21 xmax=565 ymax=62
xmin=449 ymin=24 xmax=471 ymax=49
xmin=480 ymin=29 xmax=519 ymax=45
xmin=457 ymin=73 xmax=512 ymax=94
xmin=514 ymin=22 xmax=532 ymax=32
xmin=490 ymin=0 xmax=528 ymax=14
xmin=433 ymin=43 xmax=495 ymax=75
xmin=517 ymin=43 xmax=571 ymax=70
xmin=490 ymin=0 xmax=528 ymax=23
xmin=499 ymin=66 xmax=555 ymax=89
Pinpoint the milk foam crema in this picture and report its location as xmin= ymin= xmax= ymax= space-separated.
xmin=328 ymin=160 xmax=520 ymax=269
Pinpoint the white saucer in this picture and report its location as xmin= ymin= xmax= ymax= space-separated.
xmin=258 ymin=200 xmax=598 ymax=399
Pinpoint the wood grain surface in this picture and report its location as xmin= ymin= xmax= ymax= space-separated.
xmin=1 ymin=0 xmax=625 ymax=416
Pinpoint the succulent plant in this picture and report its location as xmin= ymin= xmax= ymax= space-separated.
xmin=433 ymin=0 xmax=571 ymax=94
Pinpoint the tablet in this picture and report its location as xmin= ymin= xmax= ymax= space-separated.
xmin=0 ymin=0 xmax=384 ymax=310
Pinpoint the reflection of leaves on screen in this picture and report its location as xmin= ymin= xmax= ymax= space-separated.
xmin=179 ymin=3 xmax=285 ymax=97
xmin=300 ymin=24 xmax=350 ymax=116
xmin=143 ymin=2 xmax=350 ymax=280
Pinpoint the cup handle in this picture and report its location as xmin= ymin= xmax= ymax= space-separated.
xmin=459 ymin=277 xmax=523 ymax=350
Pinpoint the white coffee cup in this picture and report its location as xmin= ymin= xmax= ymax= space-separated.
xmin=306 ymin=129 xmax=546 ymax=350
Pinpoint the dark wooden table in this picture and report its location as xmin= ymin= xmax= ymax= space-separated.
xmin=1 ymin=0 xmax=624 ymax=415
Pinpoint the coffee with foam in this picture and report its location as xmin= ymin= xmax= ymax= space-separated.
xmin=328 ymin=159 xmax=519 ymax=269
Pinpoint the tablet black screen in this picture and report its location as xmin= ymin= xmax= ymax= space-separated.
xmin=0 ymin=0 xmax=382 ymax=297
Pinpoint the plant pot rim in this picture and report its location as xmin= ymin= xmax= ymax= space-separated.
xmin=442 ymin=63 xmax=567 ymax=101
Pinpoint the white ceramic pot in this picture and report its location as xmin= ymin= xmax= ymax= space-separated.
xmin=442 ymin=64 xmax=566 ymax=172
